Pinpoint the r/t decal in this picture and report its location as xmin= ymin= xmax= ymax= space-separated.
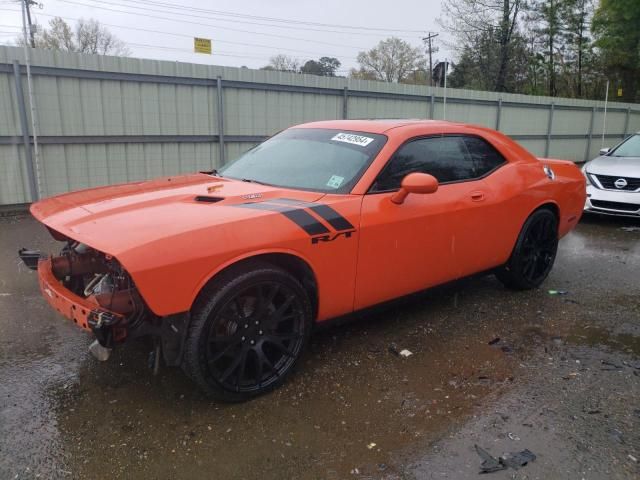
xmin=311 ymin=230 xmax=355 ymax=244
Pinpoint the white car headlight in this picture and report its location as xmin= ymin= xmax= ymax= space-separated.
xmin=581 ymin=163 xmax=592 ymax=186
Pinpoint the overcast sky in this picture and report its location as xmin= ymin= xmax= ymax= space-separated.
xmin=0 ymin=0 xmax=449 ymax=72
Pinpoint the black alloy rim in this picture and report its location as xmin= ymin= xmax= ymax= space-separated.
xmin=206 ymin=281 xmax=305 ymax=392
xmin=520 ymin=215 xmax=558 ymax=284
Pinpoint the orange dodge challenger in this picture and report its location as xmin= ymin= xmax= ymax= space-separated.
xmin=21 ymin=120 xmax=585 ymax=401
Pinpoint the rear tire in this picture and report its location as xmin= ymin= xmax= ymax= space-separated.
xmin=496 ymin=208 xmax=559 ymax=290
xmin=182 ymin=261 xmax=312 ymax=402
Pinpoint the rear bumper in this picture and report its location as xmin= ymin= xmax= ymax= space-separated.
xmin=584 ymin=185 xmax=640 ymax=217
xmin=37 ymin=258 xmax=122 ymax=332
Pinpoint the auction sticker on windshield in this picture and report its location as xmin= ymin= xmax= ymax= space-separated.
xmin=326 ymin=175 xmax=344 ymax=189
xmin=331 ymin=132 xmax=374 ymax=147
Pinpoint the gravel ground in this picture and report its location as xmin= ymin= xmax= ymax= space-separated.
xmin=0 ymin=213 xmax=638 ymax=479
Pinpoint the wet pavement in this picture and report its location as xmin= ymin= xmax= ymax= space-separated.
xmin=0 ymin=213 xmax=639 ymax=479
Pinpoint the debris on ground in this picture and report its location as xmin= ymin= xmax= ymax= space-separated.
xmin=487 ymin=337 xmax=514 ymax=354
xmin=548 ymin=289 xmax=568 ymax=295
xmin=562 ymin=298 xmax=580 ymax=304
xmin=501 ymin=449 xmax=536 ymax=470
xmin=366 ymin=442 xmax=377 ymax=449
xmin=399 ymin=349 xmax=413 ymax=358
xmin=621 ymin=226 xmax=640 ymax=232
xmin=610 ymin=429 xmax=625 ymax=444
xmin=601 ymin=360 xmax=623 ymax=371
xmin=475 ymin=445 xmax=506 ymax=473
xmin=475 ymin=445 xmax=536 ymax=474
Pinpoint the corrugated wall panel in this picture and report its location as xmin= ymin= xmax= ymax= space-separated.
xmin=549 ymin=139 xmax=588 ymax=162
xmin=515 ymin=139 xmax=546 ymax=158
xmin=629 ymin=112 xmax=640 ymax=133
xmin=348 ymin=97 xmax=427 ymax=120
xmin=500 ymin=106 xmax=550 ymax=136
xmin=225 ymin=142 xmax=258 ymax=164
xmin=436 ymin=101 xmax=498 ymax=128
xmin=0 ymin=72 xmax=20 ymax=136
xmin=0 ymin=145 xmax=28 ymax=204
xmin=553 ymin=109 xmax=591 ymax=135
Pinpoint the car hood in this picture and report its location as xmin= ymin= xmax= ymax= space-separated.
xmin=585 ymin=155 xmax=640 ymax=177
xmin=30 ymin=173 xmax=325 ymax=256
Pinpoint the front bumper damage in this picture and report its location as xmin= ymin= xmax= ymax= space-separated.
xmin=19 ymin=247 xmax=189 ymax=367
xmin=34 ymin=255 xmax=128 ymax=361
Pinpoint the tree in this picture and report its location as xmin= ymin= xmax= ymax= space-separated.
xmin=447 ymin=28 xmax=531 ymax=92
xmin=75 ymin=18 xmax=130 ymax=55
xmin=262 ymin=54 xmax=301 ymax=73
xmin=527 ymin=0 xmax=563 ymax=96
xmin=561 ymin=0 xmax=594 ymax=97
xmin=18 ymin=17 xmax=129 ymax=56
xmin=351 ymin=37 xmax=425 ymax=83
xmin=300 ymin=57 xmax=341 ymax=76
xmin=39 ymin=17 xmax=75 ymax=52
xmin=592 ymin=0 xmax=640 ymax=102
xmin=439 ymin=0 xmax=523 ymax=92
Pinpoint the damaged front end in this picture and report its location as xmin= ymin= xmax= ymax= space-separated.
xmin=19 ymin=241 xmax=154 ymax=362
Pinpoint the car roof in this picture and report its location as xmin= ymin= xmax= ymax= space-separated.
xmin=294 ymin=119 xmax=467 ymax=135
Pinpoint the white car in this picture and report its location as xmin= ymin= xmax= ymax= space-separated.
xmin=583 ymin=132 xmax=640 ymax=217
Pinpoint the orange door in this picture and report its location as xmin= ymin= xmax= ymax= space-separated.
xmin=354 ymin=184 xmax=477 ymax=310
xmin=353 ymin=134 xmax=510 ymax=310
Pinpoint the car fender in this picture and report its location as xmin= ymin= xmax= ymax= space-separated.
xmin=188 ymin=247 xmax=318 ymax=311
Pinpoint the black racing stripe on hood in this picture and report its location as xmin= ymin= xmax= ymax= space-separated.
xmin=234 ymin=202 xmax=330 ymax=236
xmin=269 ymin=198 xmax=354 ymax=232
xmin=307 ymin=204 xmax=354 ymax=232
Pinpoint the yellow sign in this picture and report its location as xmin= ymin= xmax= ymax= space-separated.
xmin=194 ymin=37 xmax=211 ymax=54
xmin=617 ymin=88 xmax=623 ymax=97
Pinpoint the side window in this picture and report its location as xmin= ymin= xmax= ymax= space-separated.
xmin=462 ymin=136 xmax=506 ymax=177
xmin=372 ymin=136 xmax=476 ymax=191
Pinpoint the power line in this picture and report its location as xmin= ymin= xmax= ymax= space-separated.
xmin=77 ymin=0 xmax=425 ymax=38
xmin=98 ymin=0 xmax=428 ymax=34
xmin=52 ymin=0 xmax=370 ymax=50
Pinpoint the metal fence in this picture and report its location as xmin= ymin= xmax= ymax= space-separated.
xmin=1 ymin=45 xmax=639 ymax=206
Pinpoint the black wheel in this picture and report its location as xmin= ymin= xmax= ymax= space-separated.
xmin=182 ymin=262 xmax=312 ymax=401
xmin=496 ymin=208 xmax=559 ymax=290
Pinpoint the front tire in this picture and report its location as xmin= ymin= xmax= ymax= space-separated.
xmin=496 ymin=208 xmax=559 ymax=290
xmin=182 ymin=262 xmax=312 ymax=401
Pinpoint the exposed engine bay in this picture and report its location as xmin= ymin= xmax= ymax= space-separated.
xmin=20 ymin=240 xmax=151 ymax=351
xmin=55 ymin=242 xmax=148 ymax=344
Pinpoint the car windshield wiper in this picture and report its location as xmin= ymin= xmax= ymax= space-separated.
xmin=203 ymin=169 xmax=223 ymax=177
xmin=241 ymin=178 xmax=272 ymax=186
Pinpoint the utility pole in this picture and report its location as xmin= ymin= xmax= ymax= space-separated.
xmin=24 ymin=0 xmax=37 ymax=48
xmin=21 ymin=0 xmax=42 ymax=199
xmin=422 ymin=32 xmax=438 ymax=87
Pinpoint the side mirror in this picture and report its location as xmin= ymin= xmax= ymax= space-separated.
xmin=391 ymin=173 xmax=439 ymax=204
xmin=599 ymin=147 xmax=610 ymax=155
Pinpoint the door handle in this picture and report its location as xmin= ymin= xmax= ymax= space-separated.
xmin=470 ymin=191 xmax=485 ymax=201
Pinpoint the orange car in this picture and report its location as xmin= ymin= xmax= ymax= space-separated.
xmin=21 ymin=120 xmax=585 ymax=401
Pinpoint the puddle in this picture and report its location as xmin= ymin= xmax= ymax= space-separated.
xmin=566 ymin=325 xmax=640 ymax=357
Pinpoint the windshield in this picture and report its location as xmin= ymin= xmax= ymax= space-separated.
xmin=609 ymin=134 xmax=640 ymax=157
xmin=218 ymin=128 xmax=387 ymax=193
